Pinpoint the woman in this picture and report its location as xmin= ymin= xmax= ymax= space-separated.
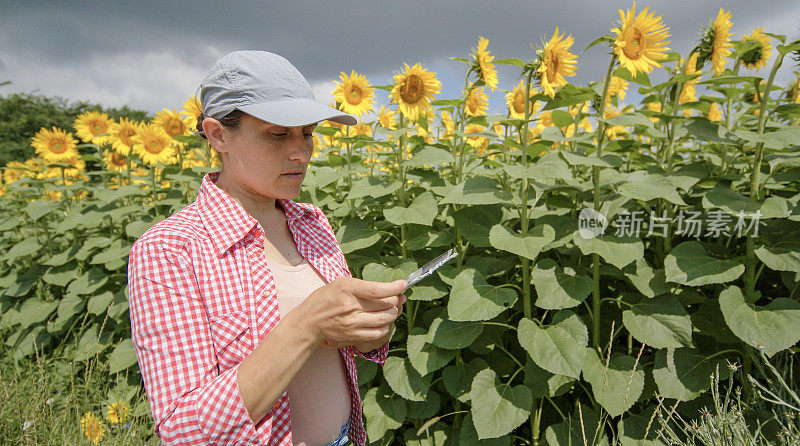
xmin=128 ymin=50 xmax=407 ymax=446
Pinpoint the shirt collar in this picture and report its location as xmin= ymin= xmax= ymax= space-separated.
xmin=196 ymin=171 xmax=315 ymax=258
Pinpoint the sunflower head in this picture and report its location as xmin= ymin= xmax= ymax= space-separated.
xmin=440 ymin=111 xmax=455 ymax=140
xmin=679 ymin=52 xmax=702 ymax=104
xmin=80 ymin=412 xmax=106 ymax=445
xmin=472 ymin=36 xmax=498 ymax=91
xmin=105 ymin=400 xmax=131 ymax=424
xmin=153 ymin=108 xmax=193 ymax=139
xmin=74 ymin=111 xmax=112 ymax=145
xmin=505 ymin=79 xmax=540 ymax=119
xmin=31 ymin=127 xmax=79 ymax=163
xmin=536 ymin=27 xmax=578 ymax=98
xmin=109 ymin=118 xmax=140 ymax=156
xmin=464 ymin=123 xmax=488 ymax=153
xmin=181 ymin=95 xmax=203 ymax=129
xmin=611 ymin=2 xmax=671 ymax=76
xmin=607 ymin=76 xmax=629 ymax=101
xmin=103 ymin=150 xmax=129 ymax=172
xmin=707 ymin=102 xmax=723 ymax=121
xmin=740 ymin=28 xmax=772 ymax=71
xmin=377 ymin=106 xmax=397 ymax=130
xmin=132 ymin=124 xmax=178 ymax=166
xmin=389 ymin=63 xmax=442 ymax=121
xmin=465 ymin=86 xmax=489 ymax=117
xmin=333 ymin=70 xmax=375 ymax=117
xmin=695 ymin=9 xmax=733 ymax=76
xmin=3 ymin=160 xmax=30 ymax=184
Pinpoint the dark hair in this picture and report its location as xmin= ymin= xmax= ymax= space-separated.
xmin=196 ymin=109 xmax=247 ymax=139
xmin=196 ymin=109 xmax=247 ymax=165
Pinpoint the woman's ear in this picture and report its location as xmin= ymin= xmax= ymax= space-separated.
xmin=202 ymin=118 xmax=230 ymax=154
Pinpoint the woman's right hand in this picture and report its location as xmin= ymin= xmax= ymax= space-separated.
xmin=296 ymin=277 xmax=407 ymax=349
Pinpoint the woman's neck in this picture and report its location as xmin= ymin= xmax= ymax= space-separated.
xmin=215 ymin=169 xmax=284 ymax=221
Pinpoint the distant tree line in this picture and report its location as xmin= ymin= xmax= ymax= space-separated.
xmin=0 ymin=82 xmax=148 ymax=166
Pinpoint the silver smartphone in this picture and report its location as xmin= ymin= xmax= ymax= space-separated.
xmin=403 ymin=249 xmax=458 ymax=288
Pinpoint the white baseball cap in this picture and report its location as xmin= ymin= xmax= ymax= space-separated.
xmin=197 ymin=50 xmax=356 ymax=127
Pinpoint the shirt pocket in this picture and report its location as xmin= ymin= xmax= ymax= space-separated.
xmin=208 ymin=310 xmax=252 ymax=371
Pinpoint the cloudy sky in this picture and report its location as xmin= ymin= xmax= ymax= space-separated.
xmin=1 ymin=1 xmax=798 ymax=118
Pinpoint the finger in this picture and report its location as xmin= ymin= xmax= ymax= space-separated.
xmin=353 ymin=310 xmax=399 ymax=328
xmin=356 ymin=294 xmax=404 ymax=312
xmin=350 ymin=326 xmax=394 ymax=343
xmin=347 ymin=278 xmax=408 ymax=300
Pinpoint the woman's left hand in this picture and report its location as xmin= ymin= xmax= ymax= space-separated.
xmin=319 ymin=296 xmax=404 ymax=351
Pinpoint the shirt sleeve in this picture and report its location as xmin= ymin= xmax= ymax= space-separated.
xmin=128 ymin=241 xmax=260 ymax=445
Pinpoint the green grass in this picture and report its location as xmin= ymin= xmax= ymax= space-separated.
xmin=0 ymin=340 xmax=157 ymax=445
xmin=1 ymin=333 xmax=797 ymax=445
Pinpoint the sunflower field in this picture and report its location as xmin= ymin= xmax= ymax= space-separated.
xmin=2 ymin=4 xmax=800 ymax=445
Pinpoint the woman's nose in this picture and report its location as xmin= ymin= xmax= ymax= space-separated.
xmin=288 ymin=133 xmax=312 ymax=162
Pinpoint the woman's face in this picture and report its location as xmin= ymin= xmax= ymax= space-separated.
xmin=221 ymin=114 xmax=317 ymax=201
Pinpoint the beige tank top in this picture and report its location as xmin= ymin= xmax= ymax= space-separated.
xmin=266 ymin=257 xmax=351 ymax=446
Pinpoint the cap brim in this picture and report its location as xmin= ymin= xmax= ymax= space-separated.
xmin=238 ymin=99 xmax=356 ymax=127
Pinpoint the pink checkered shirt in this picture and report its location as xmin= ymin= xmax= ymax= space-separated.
xmin=128 ymin=171 xmax=388 ymax=445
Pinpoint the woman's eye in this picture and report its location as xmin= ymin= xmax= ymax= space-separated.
xmin=304 ymin=133 xmax=313 ymax=138
xmin=271 ymin=133 xmax=287 ymax=137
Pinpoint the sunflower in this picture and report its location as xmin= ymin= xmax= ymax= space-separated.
xmin=74 ymin=111 xmax=112 ymax=145
xmin=464 ymin=123 xmax=488 ymax=153
xmin=23 ymin=157 xmax=46 ymax=179
xmin=348 ymin=123 xmax=373 ymax=137
xmin=333 ymin=70 xmax=375 ymax=117
xmin=181 ymin=95 xmax=203 ymax=129
xmin=492 ymin=122 xmax=505 ymax=139
xmin=611 ymin=3 xmax=671 ymax=76
xmin=465 ymin=87 xmax=488 ymax=117
xmin=607 ymin=76 xmax=629 ymax=100
xmin=537 ymin=27 xmax=578 ymax=98
xmin=106 ymin=401 xmax=131 ymax=424
xmin=696 ymin=9 xmax=733 ymax=76
xmin=103 ymin=150 xmax=129 ymax=172
xmin=707 ymin=102 xmax=723 ymax=121
xmin=378 ymin=106 xmax=397 ymax=130
xmin=153 ymin=108 xmax=192 ymax=139
xmin=31 ymin=127 xmax=79 ymax=163
xmin=472 ymin=36 xmax=498 ymax=91
xmin=41 ymin=156 xmax=86 ymax=180
xmin=440 ymin=111 xmax=455 ymax=140
xmin=680 ymin=52 xmax=702 ymax=104
xmin=109 ymin=118 xmax=140 ymax=156
xmin=131 ymin=124 xmax=178 ymax=165
xmin=80 ymin=412 xmax=106 ymax=445
xmin=389 ymin=63 xmax=442 ymax=121
xmin=3 ymin=161 xmax=29 ymax=184
xmin=505 ymin=79 xmax=540 ymax=119
xmin=741 ymin=28 xmax=772 ymax=71
xmin=603 ymin=107 xmax=627 ymax=139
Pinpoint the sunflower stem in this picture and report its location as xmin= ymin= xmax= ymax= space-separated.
xmin=591 ymin=53 xmax=618 ymax=350
xmin=723 ymin=59 xmax=742 ymax=175
xmin=745 ymin=51 xmax=785 ymax=300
